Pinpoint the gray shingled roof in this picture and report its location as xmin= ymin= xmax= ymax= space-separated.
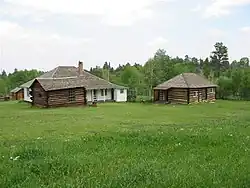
xmin=10 ymin=87 xmax=22 ymax=93
xmin=154 ymin=73 xmax=217 ymax=90
xmin=20 ymin=66 xmax=78 ymax=88
xmin=35 ymin=77 xmax=125 ymax=91
xmin=23 ymin=66 xmax=126 ymax=91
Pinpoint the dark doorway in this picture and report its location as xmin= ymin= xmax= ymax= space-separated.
xmin=111 ymin=89 xmax=114 ymax=101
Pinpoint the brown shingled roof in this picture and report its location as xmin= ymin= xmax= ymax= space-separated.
xmin=36 ymin=76 xmax=126 ymax=91
xmin=24 ymin=65 xmax=126 ymax=91
xmin=154 ymin=73 xmax=217 ymax=90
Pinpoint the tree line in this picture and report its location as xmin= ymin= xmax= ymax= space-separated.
xmin=1 ymin=42 xmax=250 ymax=100
xmin=0 ymin=69 xmax=43 ymax=95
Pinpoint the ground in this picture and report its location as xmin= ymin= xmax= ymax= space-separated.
xmin=1 ymin=101 xmax=250 ymax=187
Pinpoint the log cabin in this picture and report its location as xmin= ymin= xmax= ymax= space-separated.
xmin=153 ymin=73 xmax=217 ymax=104
xmin=29 ymin=62 xmax=127 ymax=108
xmin=21 ymin=61 xmax=127 ymax=105
xmin=10 ymin=87 xmax=24 ymax=100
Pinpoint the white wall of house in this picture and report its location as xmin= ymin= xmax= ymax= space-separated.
xmin=96 ymin=89 xmax=112 ymax=101
xmin=86 ymin=89 xmax=112 ymax=102
xmin=114 ymin=89 xmax=127 ymax=102
xmin=86 ymin=90 xmax=92 ymax=102
xmin=86 ymin=88 xmax=127 ymax=102
xmin=23 ymin=87 xmax=32 ymax=102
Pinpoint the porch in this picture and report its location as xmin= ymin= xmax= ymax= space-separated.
xmin=86 ymin=89 xmax=115 ymax=103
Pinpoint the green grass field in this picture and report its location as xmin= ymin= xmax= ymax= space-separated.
xmin=1 ymin=101 xmax=250 ymax=187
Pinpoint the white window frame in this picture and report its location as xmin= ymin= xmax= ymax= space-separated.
xmin=209 ymin=88 xmax=215 ymax=93
xmin=194 ymin=91 xmax=198 ymax=97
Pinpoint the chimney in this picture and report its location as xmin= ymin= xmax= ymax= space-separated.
xmin=78 ymin=61 xmax=83 ymax=75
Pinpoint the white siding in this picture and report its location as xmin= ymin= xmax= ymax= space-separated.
xmin=87 ymin=89 xmax=112 ymax=102
xmin=115 ymin=89 xmax=127 ymax=102
xmin=86 ymin=90 xmax=92 ymax=102
xmin=96 ymin=89 xmax=112 ymax=101
xmin=23 ymin=87 xmax=32 ymax=102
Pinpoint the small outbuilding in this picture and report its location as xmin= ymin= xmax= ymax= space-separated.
xmin=153 ymin=73 xmax=218 ymax=104
xmin=10 ymin=87 xmax=24 ymax=101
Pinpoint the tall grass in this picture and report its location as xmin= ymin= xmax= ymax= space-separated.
xmin=0 ymin=101 xmax=250 ymax=187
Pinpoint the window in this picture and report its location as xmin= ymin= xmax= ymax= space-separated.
xmin=28 ymin=88 xmax=32 ymax=97
xmin=101 ymin=89 xmax=104 ymax=96
xmin=105 ymin=89 xmax=108 ymax=96
xmin=38 ymin=93 xmax=42 ymax=98
xmin=69 ymin=89 xmax=76 ymax=102
xmin=120 ymin=89 xmax=124 ymax=94
xmin=209 ymin=88 xmax=215 ymax=93
xmin=194 ymin=91 xmax=198 ymax=97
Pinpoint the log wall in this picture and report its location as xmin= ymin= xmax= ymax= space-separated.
xmin=154 ymin=87 xmax=216 ymax=104
xmin=154 ymin=90 xmax=159 ymax=101
xmin=11 ymin=90 xmax=24 ymax=100
xmin=48 ymin=87 xmax=86 ymax=107
xmin=32 ymin=81 xmax=48 ymax=107
xmin=189 ymin=88 xmax=206 ymax=103
xmin=189 ymin=87 xmax=216 ymax=103
xmin=168 ymin=88 xmax=188 ymax=104
xmin=17 ymin=90 xmax=24 ymax=100
xmin=207 ymin=87 xmax=216 ymax=101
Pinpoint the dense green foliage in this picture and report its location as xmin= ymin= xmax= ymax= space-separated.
xmin=90 ymin=42 xmax=250 ymax=100
xmin=0 ymin=69 xmax=43 ymax=95
xmin=1 ymin=101 xmax=250 ymax=187
xmin=1 ymin=42 xmax=250 ymax=100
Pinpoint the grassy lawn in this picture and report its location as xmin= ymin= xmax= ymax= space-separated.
xmin=1 ymin=100 xmax=250 ymax=187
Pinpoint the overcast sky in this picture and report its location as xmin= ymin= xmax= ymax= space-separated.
xmin=0 ymin=0 xmax=250 ymax=73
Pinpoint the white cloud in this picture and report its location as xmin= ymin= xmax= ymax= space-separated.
xmin=240 ymin=26 xmax=250 ymax=33
xmin=4 ymin=0 xmax=175 ymax=26
xmin=207 ymin=28 xmax=225 ymax=38
xmin=204 ymin=0 xmax=250 ymax=18
xmin=0 ymin=3 xmax=47 ymax=23
xmin=0 ymin=20 xmax=92 ymax=72
xmin=147 ymin=37 xmax=169 ymax=55
xmin=191 ymin=4 xmax=202 ymax=12
xmin=0 ymin=21 xmax=92 ymax=44
xmin=148 ymin=37 xmax=168 ymax=47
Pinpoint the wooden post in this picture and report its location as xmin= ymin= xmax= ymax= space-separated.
xmin=187 ymin=88 xmax=190 ymax=104
xmin=205 ymin=88 xmax=208 ymax=100
xmin=46 ymin=91 xmax=49 ymax=108
xmin=166 ymin=90 xmax=169 ymax=102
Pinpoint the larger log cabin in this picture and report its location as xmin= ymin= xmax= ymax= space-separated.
xmin=21 ymin=61 xmax=127 ymax=106
xmin=153 ymin=73 xmax=217 ymax=104
xmin=29 ymin=62 xmax=127 ymax=108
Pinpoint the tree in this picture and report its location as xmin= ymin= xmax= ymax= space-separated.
xmin=210 ymin=42 xmax=229 ymax=77
xmin=0 ymin=78 xmax=7 ymax=95
xmin=239 ymin=57 xmax=249 ymax=68
xmin=217 ymin=76 xmax=233 ymax=99
xmin=202 ymin=58 xmax=211 ymax=79
xmin=1 ymin=70 xmax=7 ymax=79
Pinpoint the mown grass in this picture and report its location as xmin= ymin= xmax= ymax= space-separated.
xmin=1 ymin=100 xmax=250 ymax=187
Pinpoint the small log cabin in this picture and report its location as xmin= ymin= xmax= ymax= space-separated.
xmin=10 ymin=87 xmax=24 ymax=100
xmin=153 ymin=73 xmax=218 ymax=104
